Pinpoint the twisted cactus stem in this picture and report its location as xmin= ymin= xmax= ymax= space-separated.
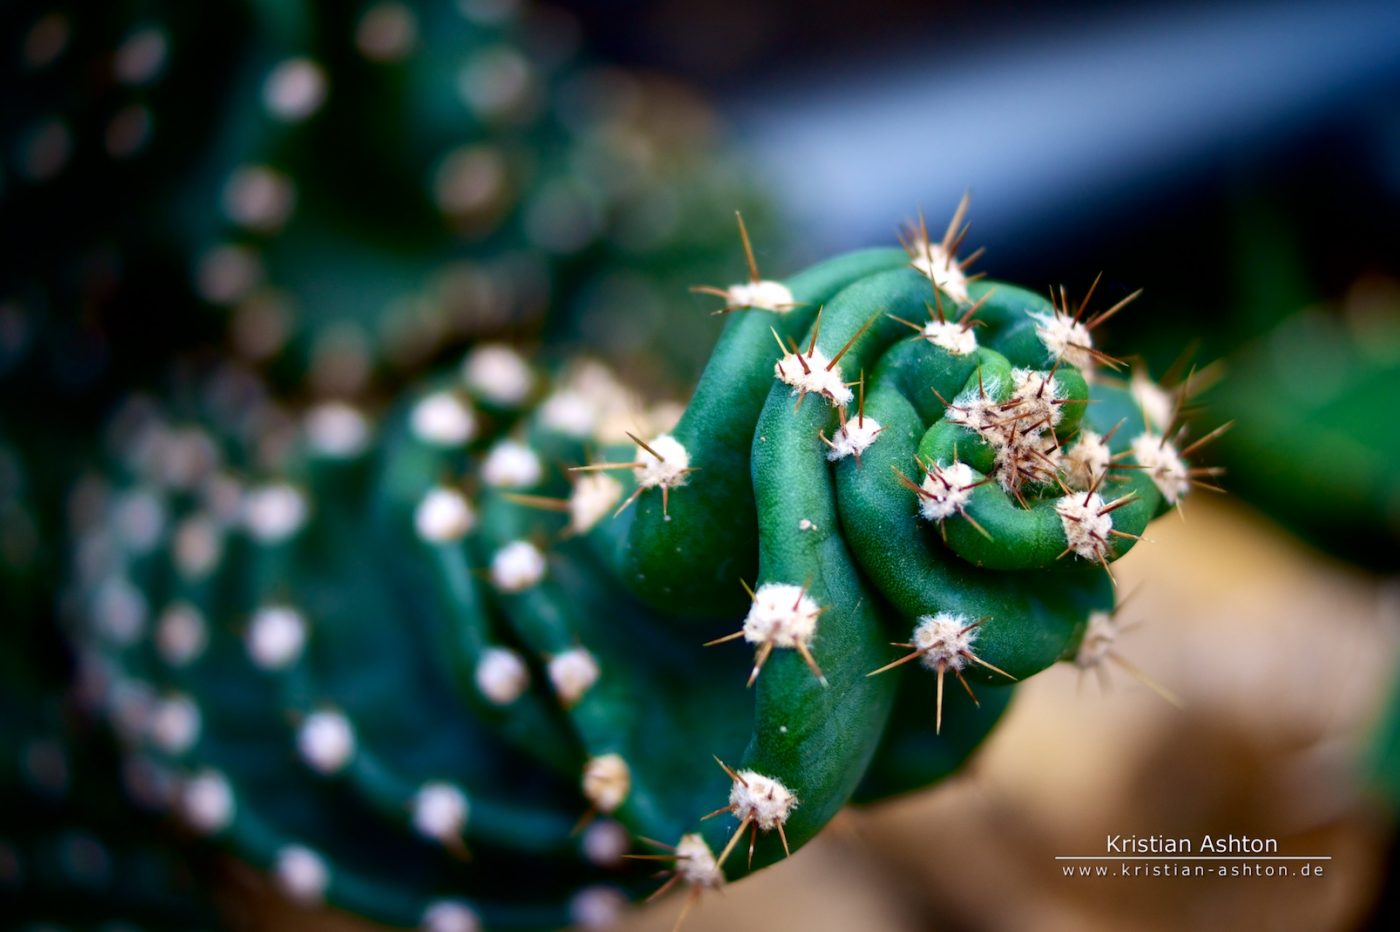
xmin=69 ymin=204 xmax=1219 ymax=929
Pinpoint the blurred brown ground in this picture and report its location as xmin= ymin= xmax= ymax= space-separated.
xmin=245 ymin=497 xmax=1400 ymax=931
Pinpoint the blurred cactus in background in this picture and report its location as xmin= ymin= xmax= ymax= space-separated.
xmin=54 ymin=203 xmax=1212 ymax=927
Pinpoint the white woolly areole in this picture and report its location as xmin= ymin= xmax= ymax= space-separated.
xmin=275 ymin=845 xmax=329 ymax=904
xmin=1131 ymin=433 xmax=1190 ymax=505
xmin=1062 ymin=430 xmax=1112 ymax=491
xmin=743 ymin=583 xmax=820 ymax=649
xmin=462 ymin=344 xmax=533 ymax=407
xmin=489 ymin=540 xmax=546 ymax=592
xmin=173 ymin=515 xmax=222 ymax=580
xmin=263 ymin=59 xmax=327 ymax=122
xmin=1075 ymin=611 xmax=1117 ymax=669
xmin=480 ymin=440 xmax=543 ymax=488
xmin=474 ymin=648 xmax=529 ymax=705
xmin=148 ymin=695 xmax=201 ymax=755
xmin=241 ymin=484 xmax=307 ymax=543
xmin=918 ymin=461 xmax=977 ymax=522
xmin=297 ymin=710 xmax=355 ymax=775
xmin=569 ymin=474 xmax=622 ymax=533
xmin=412 ymin=782 xmax=470 ymax=842
xmin=94 ymin=576 xmax=147 ymax=645
xmin=1131 ymin=371 xmax=1175 ymax=432
xmin=774 ymin=347 xmax=853 ymax=406
xmin=729 ymin=770 xmax=798 ymax=830
xmin=911 ymin=612 xmax=977 ymax=672
xmin=633 ymin=433 xmax=691 ymax=491
xmin=181 ymin=770 xmax=234 ymax=834
xmin=1056 ymin=492 xmax=1113 ymax=562
xmin=423 ymin=900 xmax=481 ymax=932
xmin=1031 ymin=308 xmax=1095 ymax=371
xmin=246 ymin=605 xmax=307 ymax=670
xmin=1009 ymin=368 xmax=1064 ymax=430
xmin=538 ymin=390 xmax=598 ymax=438
xmin=727 ymin=279 xmax=795 ymax=312
xmin=922 ymin=319 xmax=978 ymax=355
xmin=114 ymin=489 xmax=165 ymax=553
xmin=676 ymin=833 xmax=724 ymax=888
xmin=581 ymin=820 xmax=630 ymax=867
xmin=943 ymin=378 xmax=1003 ymax=435
xmin=411 ymin=392 xmax=477 ymax=447
xmin=908 ymin=241 xmax=970 ymax=304
xmin=570 ymin=886 xmax=627 ymax=930
xmin=305 ymin=402 xmax=370 ymax=458
xmin=156 ymin=602 xmax=208 ymax=667
xmin=548 ymin=648 xmax=600 ymax=705
xmin=581 ymin=754 xmax=630 ymax=814
xmin=826 ymin=416 xmax=883 ymax=461
xmin=415 ymin=488 xmax=475 ymax=542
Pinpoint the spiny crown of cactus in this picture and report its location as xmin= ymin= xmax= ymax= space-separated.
xmin=66 ymin=204 xmax=1219 ymax=929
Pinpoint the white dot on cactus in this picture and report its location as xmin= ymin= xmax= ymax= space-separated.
xmin=304 ymin=402 xmax=370 ymax=458
xmin=105 ymin=104 xmax=153 ymax=159
xmin=774 ymin=347 xmax=854 ymax=407
xmin=241 ymin=483 xmax=307 ymax=543
xmin=195 ymin=244 xmax=263 ymax=305
xmin=908 ymin=240 xmax=971 ymax=304
xmin=1075 ymin=611 xmax=1118 ymax=669
xmin=457 ymin=47 xmax=534 ymax=121
xmin=173 ymin=515 xmax=223 ymax=580
xmin=148 ymin=694 xmax=201 ymax=755
xmin=539 ymin=390 xmax=598 ymax=438
xmin=726 ymin=279 xmax=795 ymax=312
xmin=1010 ymin=368 xmax=1064 ymax=429
xmin=415 ymin=487 xmax=475 ymax=543
xmin=1031 ymin=307 xmax=1095 ymax=371
xmin=19 ymin=118 xmax=71 ymax=182
xmin=826 ymin=415 xmax=883 ymax=461
xmin=411 ymin=392 xmax=477 ymax=447
xmin=581 ymin=754 xmax=630 ymax=814
xmin=921 ymin=319 xmax=978 ymax=355
xmin=633 ymin=433 xmax=691 ymax=491
xmin=911 ymin=613 xmax=978 ymax=673
xmin=263 ymin=58 xmax=327 ymax=122
xmin=114 ymin=27 xmax=168 ymax=85
xmin=549 ymin=648 xmax=600 ymax=705
xmin=480 ymin=440 xmax=543 ymax=488
xmin=744 ymin=583 xmax=821 ymax=650
xmin=461 ymin=344 xmax=533 ymax=406
xmin=1130 ymin=371 xmax=1175 ymax=433
xmin=356 ymin=2 xmax=418 ymax=61
xmin=412 ymin=782 xmax=470 ymax=843
xmin=433 ymin=145 xmax=508 ymax=219
xmin=113 ymin=489 xmax=165 ymax=553
xmin=22 ymin=13 xmax=70 ymax=69
xmin=181 ymin=770 xmax=235 ymax=834
xmin=423 ymin=899 xmax=481 ymax=932
xmin=676 ymin=833 xmax=724 ymax=888
xmin=569 ymin=886 xmax=627 ymax=930
xmin=475 ymin=648 xmax=529 ymax=705
xmin=729 ymin=770 xmax=798 ymax=831
xmin=581 ymin=820 xmax=630 ymax=866
xmin=157 ymin=602 xmax=208 ymax=667
xmin=297 ymin=710 xmax=356 ymax=775
xmin=246 ymin=605 xmax=307 ymax=670
xmin=231 ymin=291 xmax=291 ymax=360
xmin=223 ymin=165 xmax=297 ymax=233
xmin=1063 ymin=430 xmax=1112 ymax=491
xmin=918 ymin=461 xmax=976 ymax=522
xmin=569 ymin=474 xmax=622 ymax=534
xmin=94 ymin=575 xmax=148 ymax=645
xmin=489 ymin=540 xmax=546 ymax=592
xmin=1131 ymin=432 xmax=1191 ymax=504
xmin=1055 ymin=492 xmax=1114 ymax=561
xmin=275 ymin=845 xmax=329 ymax=905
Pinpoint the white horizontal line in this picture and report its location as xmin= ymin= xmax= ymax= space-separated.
xmin=1055 ymin=856 xmax=1331 ymax=861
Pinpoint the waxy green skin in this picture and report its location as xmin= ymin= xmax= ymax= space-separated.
xmin=74 ymin=245 xmax=1193 ymax=926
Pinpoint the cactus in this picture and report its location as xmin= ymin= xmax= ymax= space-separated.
xmin=64 ymin=207 xmax=1212 ymax=928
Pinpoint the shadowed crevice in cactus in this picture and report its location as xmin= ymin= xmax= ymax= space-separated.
xmin=67 ymin=205 xmax=1215 ymax=927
